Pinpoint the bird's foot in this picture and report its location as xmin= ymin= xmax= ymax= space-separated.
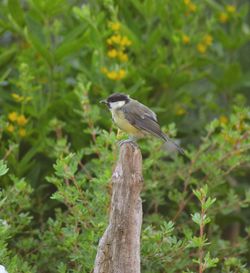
xmin=118 ymin=138 xmax=138 ymax=148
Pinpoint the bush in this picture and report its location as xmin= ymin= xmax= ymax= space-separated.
xmin=0 ymin=0 xmax=250 ymax=272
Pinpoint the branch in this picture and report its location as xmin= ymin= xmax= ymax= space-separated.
xmin=94 ymin=143 xmax=143 ymax=273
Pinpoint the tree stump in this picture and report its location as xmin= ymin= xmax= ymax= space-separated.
xmin=93 ymin=142 xmax=143 ymax=273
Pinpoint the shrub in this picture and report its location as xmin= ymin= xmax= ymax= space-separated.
xmin=0 ymin=0 xmax=250 ymax=272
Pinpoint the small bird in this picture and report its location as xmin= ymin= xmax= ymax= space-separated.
xmin=100 ymin=93 xmax=184 ymax=154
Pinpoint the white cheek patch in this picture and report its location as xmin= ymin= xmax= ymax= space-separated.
xmin=109 ymin=101 xmax=126 ymax=109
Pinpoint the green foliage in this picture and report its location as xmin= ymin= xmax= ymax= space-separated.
xmin=0 ymin=0 xmax=250 ymax=272
xmin=0 ymin=160 xmax=8 ymax=176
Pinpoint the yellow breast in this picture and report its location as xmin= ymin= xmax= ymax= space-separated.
xmin=111 ymin=109 xmax=144 ymax=138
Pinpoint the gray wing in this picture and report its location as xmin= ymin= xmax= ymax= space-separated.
xmin=123 ymin=99 xmax=185 ymax=154
xmin=123 ymin=100 xmax=165 ymax=140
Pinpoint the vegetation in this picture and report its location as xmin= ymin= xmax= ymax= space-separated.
xmin=0 ymin=0 xmax=250 ymax=272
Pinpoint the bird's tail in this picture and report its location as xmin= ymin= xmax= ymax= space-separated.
xmin=160 ymin=132 xmax=185 ymax=154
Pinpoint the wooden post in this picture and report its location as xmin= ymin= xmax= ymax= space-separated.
xmin=94 ymin=143 xmax=143 ymax=273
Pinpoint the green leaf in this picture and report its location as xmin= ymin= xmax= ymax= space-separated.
xmin=160 ymin=221 xmax=175 ymax=235
xmin=0 ymin=160 xmax=8 ymax=176
xmin=193 ymin=185 xmax=208 ymax=202
xmin=72 ymin=5 xmax=91 ymax=21
xmin=53 ymin=153 xmax=82 ymax=179
xmin=203 ymin=252 xmax=219 ymax=269
xmin=191 ymin=213 xmax=211 ymax=226
xmin=8 ymin=0 xmax=25 ymax=27
xmin=0 ymin=47 xmax=16 ymax=69
xmin=188 ymin=236 xmax=209 ymax=248
xmin=55 ymin=35 xmax=87 ymax=61
xmin=220 ymin=63 xmax=243 ymax=88
xmin=25 ymin=14 xmax=53 ymax=65
xmin=203 ymin=197 xmax=216 ymax=210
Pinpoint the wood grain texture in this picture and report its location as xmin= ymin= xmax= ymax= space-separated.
xmin=94 ymin=142 xmax=143 ymax=273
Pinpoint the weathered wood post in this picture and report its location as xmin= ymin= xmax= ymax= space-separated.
xmin=94 ymin=142 xmax=143 ymax=273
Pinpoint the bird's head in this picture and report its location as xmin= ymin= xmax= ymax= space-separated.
xmin=100 ymin=93 xmax=130 ymax=109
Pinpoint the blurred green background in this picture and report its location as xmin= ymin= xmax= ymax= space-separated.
xmin=0 ymin=0 xmax=250 ymax=272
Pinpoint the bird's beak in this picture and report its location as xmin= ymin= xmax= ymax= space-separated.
xmin=99 ymin=99 xmax=108 ymax=104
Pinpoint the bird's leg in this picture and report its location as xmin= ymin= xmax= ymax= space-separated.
xmin=116 ymin=128 xmax=122 ymax=138
xmin=118 ymin=136 xmax=138 ymax=147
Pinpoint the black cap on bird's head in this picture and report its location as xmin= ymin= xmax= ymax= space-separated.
xmin=100 ymin=93 xmax=130 ymax=107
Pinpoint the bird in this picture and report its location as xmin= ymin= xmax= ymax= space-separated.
xmin=100 ymin=93 xmax=184 ymax=154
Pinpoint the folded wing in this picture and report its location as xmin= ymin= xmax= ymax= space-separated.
xmin=123 ymin=100 xmax=165 ymax=139
xmin=123 ymin=99 xmax=185 ymax=154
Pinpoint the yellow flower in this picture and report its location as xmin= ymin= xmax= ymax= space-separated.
xmin=182 ymin=35 xmax=190 ymax=44
xmin=183 ymin=0 xmax=190 ymax=5
xmin=109 ymin=22 xmax=121 ymax=31
xmin=107 ymin=49 xmax=118 ymax=58
xmin=11 ymin=93 xmax=24 ymax=102
xmin=106 ymin=38 xmax=113 ymax=45
xmin=203 ymin=34 xmax=213 ymax=46
xmin=18 ymin=128 xmax=26 ymax=137
xmin=116 ymin=69 xmax=126 ymax=80
xmin=219 ymin=12 xmax=228 ymax=23
xmin=118 ymin=51 xmax=128 ymax=62
xmin=110 ymin=34 xmax=122 ymax=44
xmin=8 ymin=112 xmax=18 ymax=122
xmin=188 ymin=3 xmax=197 ymax=12
xmin=6 ymin=124 xmax=15 ymax=133
xmin=106 ymin=69 xmax=126 ymax=80
xmin=120 ymin=36 xmax=132 ymax=46
xmin=106 ymin=70 xmax=118 ymax=80
xmin=16 ymin=115 xmax=28 ymax=126
xmin=219 ymin=115 xmax=228 ymax=125
xmin=197 ymin=43 xmax=207 ymax=54
xmin=226 ymin=5 xmax=236 ymax=13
